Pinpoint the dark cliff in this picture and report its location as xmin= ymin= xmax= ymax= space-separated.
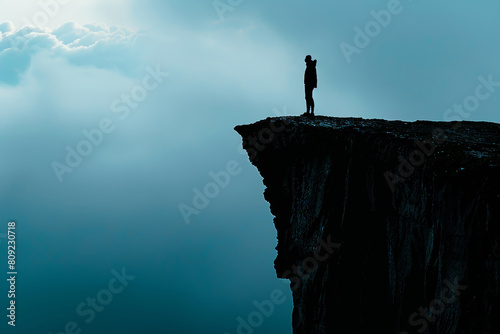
xmin=235 ymin=116 xmax=500 ymax=334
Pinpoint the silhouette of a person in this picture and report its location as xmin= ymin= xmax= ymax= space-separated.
xmin=304 ymin=55 xmax=317 ymax=116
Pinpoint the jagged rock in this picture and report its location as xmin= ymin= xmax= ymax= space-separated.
xmin=235 ymin=116 xmax=500 ymax=334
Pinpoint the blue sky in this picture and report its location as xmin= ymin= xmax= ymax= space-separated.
xmin=0 ymin=1 xmax=499 ymax=333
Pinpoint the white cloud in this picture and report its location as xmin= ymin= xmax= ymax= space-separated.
xmin=0 ymin=21 xmax=140 ymax=85
xmin=0 ymin=22 xmax=14 ymax=33
xmin=52 ymin=21 xmax=89 ymax=44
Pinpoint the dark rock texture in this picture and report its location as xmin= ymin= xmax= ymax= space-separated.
xmin=235 ymin=116 xmax=500 ymax=334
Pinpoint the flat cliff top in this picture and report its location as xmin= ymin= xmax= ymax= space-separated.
xmin=235 ymin=116 xmax=500 ymax=160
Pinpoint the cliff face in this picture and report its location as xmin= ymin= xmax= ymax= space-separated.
xmin=235 ymin=116 xmax=500 ymax=334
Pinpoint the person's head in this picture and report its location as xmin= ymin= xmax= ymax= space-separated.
xmin=305 ymin=55 xmax=312 ymax=63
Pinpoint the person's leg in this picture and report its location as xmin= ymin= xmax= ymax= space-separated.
xmin=305 ymin=86 xmax=310 ymax=114
xmin=311 ymin=88 xmax=315 ymax=115
xmin=305 ymin=86 xmax=312 ymax=114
